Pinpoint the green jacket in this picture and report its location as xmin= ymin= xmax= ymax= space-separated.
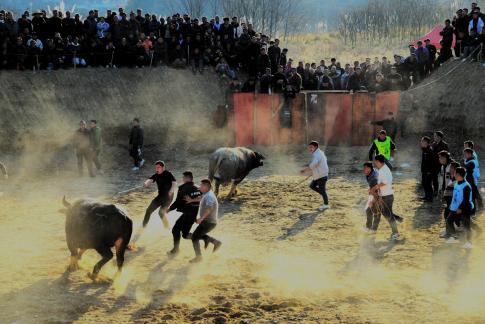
xmin=90 ymin=127 xmax=102 ymax=150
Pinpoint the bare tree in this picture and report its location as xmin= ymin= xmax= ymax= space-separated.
xmin=178 ymin=0 xmax=204 ymax=18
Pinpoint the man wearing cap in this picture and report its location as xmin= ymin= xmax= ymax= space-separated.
xmin=369 ymin=130 xmax=396 ymax=170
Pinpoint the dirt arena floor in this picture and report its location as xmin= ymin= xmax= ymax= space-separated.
xmin=1 ymin=145 xmax=485 ymax=324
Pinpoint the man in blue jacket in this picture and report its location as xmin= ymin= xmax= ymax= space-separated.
xmin=446 ymin=167 xmax=474 ymax=248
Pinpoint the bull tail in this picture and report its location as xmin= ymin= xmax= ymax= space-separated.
xmin=209 ymin=154 xmax=224 ymax=182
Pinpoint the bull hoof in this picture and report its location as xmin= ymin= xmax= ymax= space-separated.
xmin=88 ymin=272 xmax=113 ymax=284
xmin=67 ymin=256 xmax=79 ymax=272
xmin=126 ymin=244 xmax=137 ymax=252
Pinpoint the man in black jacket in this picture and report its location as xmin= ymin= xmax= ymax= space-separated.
xmin=420 ymin=136 xmax=435 ymax=202
xmin=167 ymin=171 xmax=201 ymax=256
xmin=431 ymin=131 xmax=449 ymax=196
xmin=129 ymin=118 xmax=144 ymax=171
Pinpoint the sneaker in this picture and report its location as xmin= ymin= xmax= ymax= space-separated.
xmin=362 ymin=227 xmax=371 ymax=233
xmin=463 ymin=241 xmax=473 ymax=249
xmin=389 ymin=233 xmax=400 ymax=241
xmin=213 ymin=241 xmax=222 ymax=253
xmin=189 ymin=256 xmax=203 ymax=263
xmin=445 ymin=237 xmax=459 ymax=244
xmin=140 ymin=159 xmax=145 ymax=167
xmin=132 ymin=166 xmax=140 ymax=171
xmin=318 ymin=204 xmax=330 ymax=211
xmin=439 ymin=229 xmax=447 ymax=238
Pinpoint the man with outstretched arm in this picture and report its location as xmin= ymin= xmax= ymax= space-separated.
xmin=167 ymin=171 xmax=201 ymax=256
xmin=142 ymin=161 xmax=176 ymax=230
xmin=185 ymin=179 xmax=222 ymax=263
xmin=300 ymin=141 xmax=330 ymax=211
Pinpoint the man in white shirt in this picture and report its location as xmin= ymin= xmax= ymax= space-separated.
xmin=371 ymin=154 xmax=401 ymax=240
xmin=300 ymin=141 xmax=330 ymax=211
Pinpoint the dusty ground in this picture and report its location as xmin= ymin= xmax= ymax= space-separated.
xmin=1 ymin=145 xmax=485 ymax=324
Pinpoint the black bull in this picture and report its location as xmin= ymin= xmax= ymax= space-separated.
xmin=59 ymin=197 xmax=133 ymax=280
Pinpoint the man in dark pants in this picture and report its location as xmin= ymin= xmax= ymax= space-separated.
xmin=445 ymin=167 xmax=474 ymax=248
xmin=167 ymin=171 xmax=201 ymax=256
xmin=363 ymin=162 xmax=380 ymax=233
xmin=185 ymin=179 xmax=222 ymax=263
xmin=129 ymin=118 xmax=144 ymax=171
xmin=440 ymin=160 xmax=459 ymax=238
xmin=89 ymin=119 xmax=102 ymax=174
xmin=368 ymin=130 xmax=396 ymax=170
xmin=142 ymin=161 xmax=177 ymax=230
xmin=420 ymin=136 xmax=435 ymax=202
xmin=372 ymin=154 xmax=401 ymax=241
xmin=73 ymin=120 xmax=94 ymax=177
xmin=431 ymin=131 xmax=449 ymax=196
xmin=300 ymin=141 xmax=329 ymax=211
xmin=464 ymin=148 xmax=483 ymax=209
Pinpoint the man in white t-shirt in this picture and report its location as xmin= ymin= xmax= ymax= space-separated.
xmin=300 ymin=141 xmax=330 ymax=211
xmin=371 ymin=154 xmax=401 ymax=240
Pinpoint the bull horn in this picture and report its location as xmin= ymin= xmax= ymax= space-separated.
xmin=62 ymin=196 xmax=71 ymax=208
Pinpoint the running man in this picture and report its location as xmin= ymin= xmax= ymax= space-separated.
xmin=142 ymin=161 xmax=176 ymax=229
xmin=371 ymin=154 xmax=401 ymax=240
xmin=185 ymin=179 xmax=222 ymax=263
xmin=300 ymin=141 xmax=330 ymax=211
xmin=368 ymin=130 xmax=396 ymax=170
xmin=167 ymin=171 xmax=201 ymax=256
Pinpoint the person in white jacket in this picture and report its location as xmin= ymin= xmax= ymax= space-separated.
xmin=300 ymin=141 xmax=330 ymax=211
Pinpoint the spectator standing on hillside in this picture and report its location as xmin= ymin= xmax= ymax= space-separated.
xmin=414 ymin=41 xmax=429 ymax=81
xmin=129 ymin=118 xmax=144 ymax=171
xmin=424 ymin=39 xmax=436 ymax=73
xmin=73 ymin=120 xmax=94 ymax=177
xmin=440 ymin=19 xmax=454 ymax=62
xmin=89 ymin=120 xmax=102 ymax=174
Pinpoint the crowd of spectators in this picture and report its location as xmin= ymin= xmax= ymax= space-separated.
xmin=0 ymin=3 xmax=484 ymax=95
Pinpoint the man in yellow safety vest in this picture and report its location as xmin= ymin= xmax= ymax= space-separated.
xmin=369 ymin=130 xmax=396 ymax=170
